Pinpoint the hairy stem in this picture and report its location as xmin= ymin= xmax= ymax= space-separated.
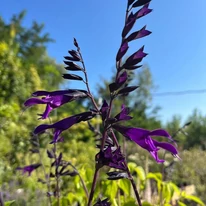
xmin=87 ymin=168 xmax=99 ymax=206
xmin=125 ymin=164 xmax=142 ymax=206
xmin=76 ymin=45 xmax=99 ymax=111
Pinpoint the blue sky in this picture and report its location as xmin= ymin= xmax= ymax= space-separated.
xmin=1 ymin=0 xmax=206 ymax=123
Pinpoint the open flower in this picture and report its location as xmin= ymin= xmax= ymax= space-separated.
xmin=34 ymin=111 xmax=95 ymax=143
xmin=24 ymin=89 xmax=88 ymax=119
xmin=113 ymin=125 xmax=179 ymax=163
xmin=16 ymin=163 xmax=41 ymax=176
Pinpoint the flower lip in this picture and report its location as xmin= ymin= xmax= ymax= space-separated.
xmin=113 ymin=124 xmax=178 ymax=163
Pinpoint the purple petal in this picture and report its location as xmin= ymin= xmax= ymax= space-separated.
xmin=50 ymin=116 xmax=79 ymax=131
xmin=117 ymin=86 xmax=139 ymax=95
xmin=116 ymin=41 xmax=129 ymax=62
xmin=40 ymin=104 xmax=53 ymax=119
xmin=101 ymin=100 xmax=109 ymax=121
xmin=127 ymin=26 xmax=152 ymax=42
xmin=150 ymin=151 xmax=164 ymax=163
xmin=34 ymin=124 xmax=51 ymax=134
xmin=49 ymin=95 xmax=73 ymax=108
xmin=24 ymin=98 xmax=49 ymax=107
xmin=17 ymin=163 xmax=41 ymax=176
xmin=114 ymin=105 xmax=132 ymax=122
xmin=153 ymin=140 xmax=178 ymax=155
xmin=52 ymin=130 xmax=62 ymax=143
xmin=113 ymin=125 xmax=149 ymax=141
xmin=32 ymin=90 xmax=76 ymax=97
xmin=125 ymin=46 xmax=147 ymax=66
xmin=116 ymin=71 xmax=127 ymax=86
xmin=149 ymin=129 xmax=172 ymax=139
xmin=134 ymin=138 xmax=165 ymax=163
xmin=135 ymin=3 xmax=152 ymax=19
xmin=122 ymin=12 xmax=136 ymax=38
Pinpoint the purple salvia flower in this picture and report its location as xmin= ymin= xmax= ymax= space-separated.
xmin=122 ymin=12 xmax=137 ymax=38
xmin=127 ymin=25 xmax=152 ymax=42
xmin=116 ymin=41 xmax=129 ymax=62
xmin=135 ymin=3 xmax=152 ymax=19
xmin=96 ymin=146 xmax=126 ymax=170
xmin=125 ymin=46 xmax=147 ymax=66
xmin=116 ymin=71 xmax=128 ymax=86
xmin=16 ymin=163 xmax=41 ymax=176
xmin=100 ymin=100 xmax=109 ymax=121
xmin=24 ymin=90 xmax=88 ymax=119
xmin=113 ymin=125 xmax=179 ymax=163
xmin=34 ymin=111 xmax=95 ymax=143
xmin=109 ymin=71 xmax=128 ymax=93
xmin=114 ymin=104 xmax=132 ymax=122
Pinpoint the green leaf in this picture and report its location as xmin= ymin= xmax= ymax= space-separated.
xmin=183 ymin=194 xmax=205 ymax=206
xmin=4 ymin=200 xmax=15 ymax=206
xmin=103 ymin=180 xmax=118 ymax=200
xmin=163 ymin=183 xmax=171 ymax=203
xmin=167 ymin=182 xmax=180 ymax=197
xmin=134 ymin=166 xmax=146 ymax=181
xmin=142 ymin=201 xmax=153 ymax=206
xmin=67 ymin=192 xmax=75 ymax=204
xmin=177 ymin=201 xmax=187 ymax=206
xmin=52 ymin=197 xmax=69 ymax=206
xmin=118 ymin=179 xmax=131 ymax=196
xmin=146 ymin=172 xmax=162 ymax=183
xmin=128 ymin=162 xmax=137 ymax=173
xmin=123 ymin=198 xmax=137 ymax=206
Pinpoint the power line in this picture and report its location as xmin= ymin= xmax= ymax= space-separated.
xmin=153 ymin=89 xmax=206 ymax=97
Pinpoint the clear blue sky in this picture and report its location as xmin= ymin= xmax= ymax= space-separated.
xmin=1 ymin=0 xmax=206 ymax=123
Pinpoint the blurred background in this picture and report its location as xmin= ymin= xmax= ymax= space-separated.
xmin=0 ymin=0 xmax=206 ymax=205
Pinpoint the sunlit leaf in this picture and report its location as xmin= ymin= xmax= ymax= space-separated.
xmin=118 ymin=179 xmax=131 ymax=196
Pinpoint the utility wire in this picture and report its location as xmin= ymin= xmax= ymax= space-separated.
xmin=153 ymin=89 xmax=206 ymax=97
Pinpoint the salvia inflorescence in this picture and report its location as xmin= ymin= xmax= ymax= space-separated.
xmin=21 ymin=0 xmax=179 ymax=205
